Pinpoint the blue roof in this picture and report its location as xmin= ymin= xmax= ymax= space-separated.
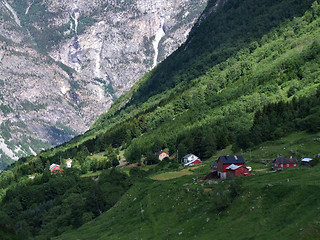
xmin=219 ymin=155 xmax=245 ymax=164
xmin=211 ymin=162 xmax=218 ymax=166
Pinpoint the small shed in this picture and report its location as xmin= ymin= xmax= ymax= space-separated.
xmin=301 ymin=158 xmax=313 ymax=166
xmin=210 ymin=162 xmax=218 ymax=172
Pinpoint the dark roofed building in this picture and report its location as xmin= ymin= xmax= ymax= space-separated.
xmin=273 ymin=157 xmax=298 ymax=170
xmin=211 ymin=155 xmax=246 ymax=179
xmin=218 ymin=155 xmax=245 ymax=165
xmin=210 ymin=161 xmax=218 ymax=170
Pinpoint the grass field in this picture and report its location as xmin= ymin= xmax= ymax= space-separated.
xmin=57 ymin=166 xmax=320 ymax=240
xmin=56 ymin=131 xmax=320 ymax=240
xmin=150 ymin=166 xmax=202 ymax=180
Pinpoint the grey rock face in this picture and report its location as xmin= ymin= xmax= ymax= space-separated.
xmin=0 ymin=0 xmax=206 ymax=166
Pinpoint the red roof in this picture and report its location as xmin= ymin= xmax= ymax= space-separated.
xmin=155 ymin=150 xmax=169 ymax=156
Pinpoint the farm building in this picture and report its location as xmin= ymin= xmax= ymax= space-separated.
xmin=226 ymin=164 xmax=251 ymax=177
xmin=210 ymin=162 xmax=218 ymax=172
xmin=272 ymin=157 xmax=298 ymax=170
xmin=211 ymin=155 xmax=246 ymax=179
xmin=183 ymin=154 xmax=202 ymax=167
xmin=155 ymin=150 xmax=170 ymax=161
xmin=301 ymin=158 xmax=313 ymax=166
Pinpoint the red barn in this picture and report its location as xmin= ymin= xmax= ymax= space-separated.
xmin=273 ymin=157 xmax=298 ymax=170
xmin=212 ymin=155 xmax=246 ymax=179
xmin=226 ymin=164 xmax=251 ymax=177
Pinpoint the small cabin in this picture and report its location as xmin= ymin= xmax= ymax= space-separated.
xmin=155 ymin=150 xmax=170 ymax=161
xmin=301 ymin=158 xmax=313 ymax=166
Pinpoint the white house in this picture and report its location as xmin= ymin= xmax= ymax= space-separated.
xmin=183 ymin=154 xmax=202 ymax=167
xmin=66 ymin=158 xmax=73 ymax=168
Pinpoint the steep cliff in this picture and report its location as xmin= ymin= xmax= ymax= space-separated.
xmin=0 ymin=0 xmax=207 ymax=167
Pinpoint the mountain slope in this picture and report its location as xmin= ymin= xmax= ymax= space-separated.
xmin=0 ymin=0 xmax=319 ymax=239
xmin=0 ymin=0 xmax=207 ymax=167
xmin=36 ymin=0 xmax=319 ymax=163
xmin=57 ymin=163 xmax=320 ymax=240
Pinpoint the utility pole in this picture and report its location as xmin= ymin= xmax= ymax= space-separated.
xmin=177 ymin=149 xmax=179 ymax=163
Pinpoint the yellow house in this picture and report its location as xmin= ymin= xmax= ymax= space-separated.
xmin=155 ymin=150 xmax=170 ymax=161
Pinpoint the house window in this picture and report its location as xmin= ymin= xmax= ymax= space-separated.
xmin=287 ymin=164 xmax=289 ymax=167
xmin=294 ymin=164 xmax=296 ymax=166
xmin=281 ymin=164 xmax=283 ymax=168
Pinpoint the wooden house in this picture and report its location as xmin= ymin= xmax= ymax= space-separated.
xmin=66 ymin=158 xmax=73 ymax=168
xmin=50 ymin=163 xmax=63 ymax=174
xmin=212 ymin=155 xmax=245 ymax=179
xmin=226 ymin=164 xmax=251 ymax=177
xmin=155 ymin=150 xmax=169 ymax=161
xmin=272 ymin=157 xmax=298 ymax=170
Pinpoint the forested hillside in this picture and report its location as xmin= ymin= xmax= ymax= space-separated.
xmin=0 ymin=0 xmax=320 ymax=239
xmin=31 ymin=0 xmax=319 ymax=165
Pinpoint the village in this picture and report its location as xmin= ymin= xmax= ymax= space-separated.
xmin=48 ymin=148 xmax=316 ymax=180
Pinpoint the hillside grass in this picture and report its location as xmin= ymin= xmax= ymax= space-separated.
xmin=150 ymin=167 xmax=198 ymax=181
xmin=56 ymin=131 xmax=320 ymax=240
xmin=242 ymin=131 xmax=320 ymax=170
xmin=57 ymin=166 xmax=320 ymax=240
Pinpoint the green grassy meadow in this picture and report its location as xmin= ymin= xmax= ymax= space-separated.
xmin=56 ymin=131 xmax=320 ymax=240
xmin=57 ymin=167 xmax=320 ymax=240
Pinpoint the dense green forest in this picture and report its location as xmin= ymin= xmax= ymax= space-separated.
xmin=0 ymin=169 xmax=131 ymax=239
xmin=0 ymin=0 xmax=320 ymax=239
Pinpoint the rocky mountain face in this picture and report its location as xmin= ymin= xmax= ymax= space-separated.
xmin=0 ymin=0 xmax=207 ymax=167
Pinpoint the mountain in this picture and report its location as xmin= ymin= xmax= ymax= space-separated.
xmin=0 ymin=0 xmax=319 ymax=239
xmin=0 ymin=0 xmax=207 ymax=167
xmin=41 ymin=0 xmax=319 ymax=162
